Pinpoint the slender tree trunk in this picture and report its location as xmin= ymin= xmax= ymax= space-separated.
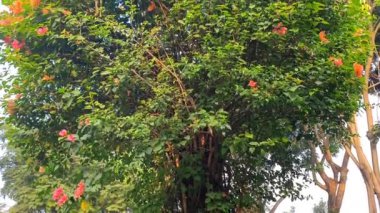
xmin=269 ymin=197 xmax=284 ymax=213
xmin=346 ymin=3 xmax=380 ymax=210
xmin=348 ymin=121 xmax=378 ymax=213
xmin=309 ymin=129 xmax=350 ymax=213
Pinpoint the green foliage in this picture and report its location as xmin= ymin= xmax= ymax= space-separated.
xmin=313 ymin=198 xmax=328 ymax=213
xmin=0 ymin=0 xmax=372 ymax=212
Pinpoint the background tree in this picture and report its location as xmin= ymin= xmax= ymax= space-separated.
xmin=313 ymin=198 xmax=328 ymax=213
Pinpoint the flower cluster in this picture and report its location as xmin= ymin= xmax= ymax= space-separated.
xmin=79 ymin=117 xmax=91 ymax=127
xmin=52 ymin=181 xmax=86 ymax=207
xmin=319 ymin=31 xmax=329 ymax=43
xmin=272 ymin=23 xmax=288 ymax=36
xmin=9 ymin=0 xmax=41 ymax=14
xmin=74 ymin=181 xmax=85 ymax=200
xmin=58 ymin=129 xmax=76 ymax=142
xmin=248 ymin=80 xmax=257 ymax=89
xmin=52 ymin=187 xmax=68 ymax=207
xmin=321 ymin=31 xmax=364 ymax=78
xmin=354 ymin=63 xmax=364 ymax=78
xmin=37 ymin=26 xmax=48 ymax=36
xmin=329 ymin=56 xmax=343 ymax=67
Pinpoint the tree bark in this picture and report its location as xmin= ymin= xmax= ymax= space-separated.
xmin=309 ymin=129 xmax=350 ymax=213
xmin=349 ymin=121 xmax=378 ymax=213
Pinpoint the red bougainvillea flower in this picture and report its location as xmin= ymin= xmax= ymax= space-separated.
xmin=38 ymin=166 xmax=45 ymax=174
xmin=248 ymin=80 xmax=257 ymax=88
xmin=30 ymin=0 xmax=41 ymax=8
xmin=147 ymin=1 xmax=156 ymax=12
xmin=52 ymin=187 xmax=64 ymax=201
xmin=57 ymin=193 xmax=68 ymax=207
xmin=334 ymin=58 xmax=343 ymax=67
xmin=9 ymin=0 xmax=24 ymax=15
xmin=67 ymin=134 xmax=76 ymax=142
xmin=272 ymin=22 xmax=288 ymax=36
xmin=3 ymin=36 xmax=12 ymax=45
xmin=354 ymin=63 xmax=364 ymax=77
xmin=74 ymin=181 xmax=85 ymax=199
xmin=58 ymin=129 xmax=68 ymax=137
xmin=12 ymin=39 xmax=25 ymax=50
xmin=319 ymin=31 xmax=329 ymax=44
xmin=37 ymin=26 xmax=48 ymax=36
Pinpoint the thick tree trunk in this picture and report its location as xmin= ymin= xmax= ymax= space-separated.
xmin=180 ymin=130 xmax=224 ymax=212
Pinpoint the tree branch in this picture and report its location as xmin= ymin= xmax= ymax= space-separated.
xmin=308 ymin=141 xmax=328 ymax=191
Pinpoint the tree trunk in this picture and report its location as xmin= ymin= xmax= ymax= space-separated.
xmin=309 ymin=130 xmax=350 ymax=213
xmin=180 ymin=130 xmax=224 ymax=212
xmin=269 ymin=197 xmax=285 ymax=213
xmin=348 ymin=121 xmax=378 ymax=213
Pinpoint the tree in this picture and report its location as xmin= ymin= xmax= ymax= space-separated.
xmin=313 ymin=198 xmax=327 ymax=213
xmin=331 ymin=1 xmax=380 ymax=212
xmin=0 ymin=0 xmax=370 ymax=212
xmin=283 ymin=206 xmax=296 ymax=213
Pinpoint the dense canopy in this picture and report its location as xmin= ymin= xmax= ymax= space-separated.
xmin=0 ymin=0 xmax=372 ymax=212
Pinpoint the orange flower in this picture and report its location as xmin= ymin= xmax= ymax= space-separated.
xmin=147 ymin=1 xmax=156 ymax=12
xmin=332 ymin=58 xmax=343 ymax=67
xmin=353 ymin=29 xmax=364 ymax=37
xmin=319 ymin=31 xmax=329 ymax=44
xmin=248 ymin=80 xmax=257 ymax=88
xmin=12 ymin=39 xmax=25 ymax=51
xmin=62 ymin=10 xmax=72 ymax=16
xmin=74 ymin=181 xmax=85 ymax=199
xmin=37 ymin=26 xmax=48 ymax=36
xmin=9 ymin=0 xmax=24 ymax=15
xmin=30 ymin=0 xmax=41 ymax=8
xmin=0 ymin=16 xmax=24 ymax=26
xmin=58 ymin=129 xmax=68 ymax=137
xmin=7 ymin=99 xmax=17 ymax=115
xmin=0 ymin=19 xmax=12 ymax=26
xmin=42 ymin=8 xmax=49 ymax=15
xmin=272 ymin=22 xmax=288 ymax=36
xmin=67 ymin=134 xmax=76 ymax=142
xmin=354 ymin=63 xmax=364 ymax=77
xmin=15 ymin=93 xmax=22 ymax=100
xmin=84 ymin=117 xmax=91 ymax=126
xmin=42 ymin=75 xmax=54 ymax=81
xmin=38 ymin=166 xmax=45 ymax=174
